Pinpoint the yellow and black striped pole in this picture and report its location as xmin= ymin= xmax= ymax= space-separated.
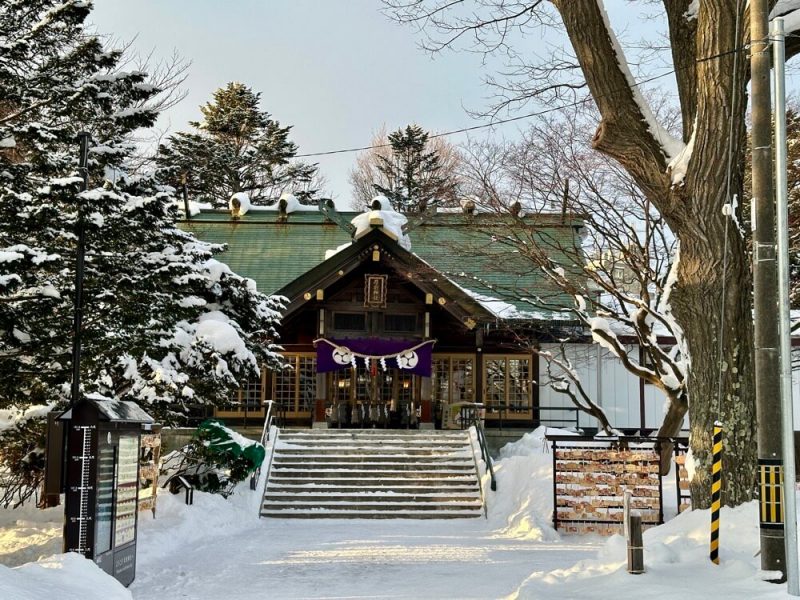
xmin=710 ymin=422 xmax=723 ymax=564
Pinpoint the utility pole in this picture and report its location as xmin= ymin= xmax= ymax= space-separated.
xmin=773 ymin=18 xmax=800 ymax=595
xmin=752 ymin=0 xmax=786 ymax=579
xmin=70 ymin=132 xmax=91 ymax=408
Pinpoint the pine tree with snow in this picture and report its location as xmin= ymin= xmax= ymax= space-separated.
xmin=373 ymin=124 xmax=455 ymax=212
xmin=0 ymin=1 xmax=285 ymax=506
xmin=157 ymin=82 xmax=319 ymax=206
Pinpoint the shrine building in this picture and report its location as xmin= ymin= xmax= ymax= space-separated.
xmin=179 ymin=198 xmax=674 ymax=434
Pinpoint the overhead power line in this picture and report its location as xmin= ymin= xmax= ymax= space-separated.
xmin=294 ymin=43 xmax=755 ymax=159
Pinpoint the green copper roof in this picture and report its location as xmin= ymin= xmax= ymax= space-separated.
xmin=180 ymin=208 xmax=583 ymax=320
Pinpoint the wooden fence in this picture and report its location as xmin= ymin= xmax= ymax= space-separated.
xmin=548 ymin=435 xmax=690 ymax=535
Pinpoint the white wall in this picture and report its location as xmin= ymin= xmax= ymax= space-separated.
xmin=537 ymin=343 xmax=687 ymax=433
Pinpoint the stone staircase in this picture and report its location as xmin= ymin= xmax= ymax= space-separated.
xmin=260 ymin=428 xmax=483 ymax=519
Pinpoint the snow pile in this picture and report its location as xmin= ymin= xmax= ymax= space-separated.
xmin=228 ymin=192 xmax=251 ymax=216
xmin=0 ymin=553 xmax=132 ymax=600
xmin=484 ymin=427 xmax=565 ymax=541
xmin=0 ymin=504 xmax=62 ymax=567
xmin=188 ymin=311 xmax=259 ymax=375
xmin=136 ymin=485 xmax=261 ymax=565
xmin=351 ymin=198 xmax=411 ymax=250
xmin=510 ymin=502 xmax=786 ymax=600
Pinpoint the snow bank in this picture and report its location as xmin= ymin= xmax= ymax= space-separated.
xmin=510 ymin=502 xmax=786 ymax=599
xmin=484 ymin=427 xmax=575 ymax=541
xmin=0 ymin=553 xmax=131 ymax=600
xmin=136 ymin=486 xmax=261 ymax=567
xmin=0 ymin=504 xmax=62 ymax=567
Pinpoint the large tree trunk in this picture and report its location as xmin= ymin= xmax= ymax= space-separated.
xmin=670 ymin=225 xmax=757 ymax=507
xmin=553 ymin=0 xmax=756 ymax=508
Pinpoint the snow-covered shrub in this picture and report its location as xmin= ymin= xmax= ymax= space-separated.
xmin=161 ymin=420 xmax=265 ymax=497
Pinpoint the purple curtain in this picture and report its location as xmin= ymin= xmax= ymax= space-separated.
xmin=316 ymin=338 xmax=435 ymax=377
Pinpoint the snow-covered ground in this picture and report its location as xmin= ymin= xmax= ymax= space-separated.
xmin=1 ymin=428 xmax=797 ymax=599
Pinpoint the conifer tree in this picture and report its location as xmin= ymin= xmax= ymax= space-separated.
xmin=157 ymin=82 xmax=319 ymax=206
xmin=373 ymin=124 xmax=456 ymax=212
xmin=0 ymin=1 xmax=285 ymax=506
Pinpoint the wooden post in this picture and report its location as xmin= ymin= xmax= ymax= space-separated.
xmin=628 ymin=515 xmax=645 ymax=574
xmin=752 ymin=0 xmax=787 ymax=577
xmin=625 ymin=489 xmax=644 ymax=574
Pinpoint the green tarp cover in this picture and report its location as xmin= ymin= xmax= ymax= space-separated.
xmin=196 ymin=419 xmax=265 ymax=471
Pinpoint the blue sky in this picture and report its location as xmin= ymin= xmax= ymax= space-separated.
xmin=89 ymin=1 xmax=796 ymax=203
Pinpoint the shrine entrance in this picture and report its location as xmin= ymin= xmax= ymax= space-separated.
xmin=327 ymin=366 xmax=420 ymax=429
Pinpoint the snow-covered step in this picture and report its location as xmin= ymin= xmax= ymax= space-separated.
xmin=277 ymin=446 xmax=469 ymax=454
xmin=262 ymin=502 xmax=482 ymax=512
xmin=266 ymin=478 xmax=479 ymax=488
xmin=268 ymin=470 xmax=477 ymax=480
xmin=272 ymin=453 xmax=473 ymax=461
xmin=271 ymin=462 xmax=475 ymax=471
xmin=263 ymin=495 xmax=480 ymax=504
xmin=261 ymin=428 xmax=483 ymax=519
xmin=259 ymin=509 xmax=482 ymax=519
xmin=266 ymin=484 xmax=480 ymax=494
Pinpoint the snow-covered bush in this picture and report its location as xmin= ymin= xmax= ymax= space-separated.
xmin=161 ymin=420 xmax=265 ymax=497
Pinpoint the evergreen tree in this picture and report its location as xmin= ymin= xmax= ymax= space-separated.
xmin=373 ymin=124 xmax=456 ymax=212
xmin=157 ymin=82 xmax=319 ymax=206
xmin=0 ymin=1 xmax=284 ymax=506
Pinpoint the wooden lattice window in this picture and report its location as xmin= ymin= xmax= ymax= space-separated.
xmin=484 ymin=355 xmax=532 ymax=414
xmin=432 ymin=354 xmax=475 ymax=403
xmin=272 ymin=353 xmax=317 ymax=414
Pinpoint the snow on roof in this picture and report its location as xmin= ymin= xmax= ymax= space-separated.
xmin=176 ymin=199 xmax=211 ymax=217
xmin=254 ymin=193 xmax=318 ymax=213
xmin=324 ymin=241 xmax=352 ymax=260
xmin=457 ymin=284 xmax=566 ymax=321
xmin=371 ymin=195 xmax=392 ymax=211
xmin=59 ymin=398 xmax=154 ymax=423
xmin=351 ymin=207 xmax=411 ymax=251
xmin=229 ymin=192 xmax=251 ymax=216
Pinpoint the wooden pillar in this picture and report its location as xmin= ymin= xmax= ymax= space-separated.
xmin=419 ymin=375 xmax=433 ymax=427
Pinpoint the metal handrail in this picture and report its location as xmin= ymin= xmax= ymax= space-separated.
xmin=460 ymin=403 xmax=496 ymax=492
xmin=249 ymin=400 xmax=276 ymax=491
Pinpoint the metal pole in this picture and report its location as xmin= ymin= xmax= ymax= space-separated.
xmin=773 ymin=18 xmax=800 ymax=595
xmin=751 ymin=0 xmax=786 ymax=577
xmin=182 ymin=173 xmax=191 ymax=220
xmin=70 ymin=132 xmax=91 ymax=408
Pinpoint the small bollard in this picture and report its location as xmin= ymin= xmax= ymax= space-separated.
xmin=627 ymin=514 xmax=645 ymax=574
